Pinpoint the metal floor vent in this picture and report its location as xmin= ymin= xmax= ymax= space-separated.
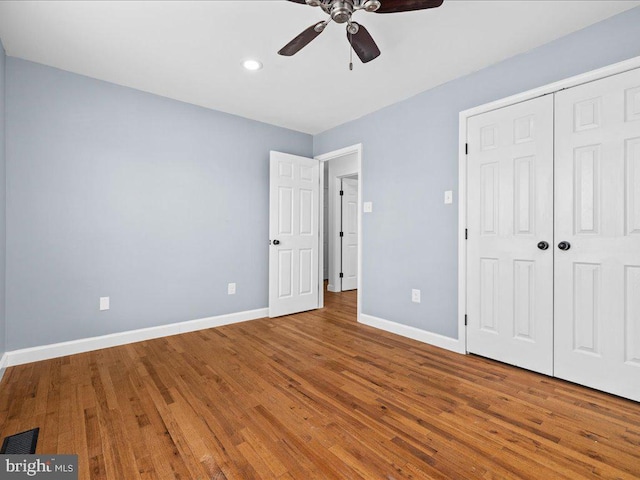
xmin=0 ymin=427 xmax=40 ymax=454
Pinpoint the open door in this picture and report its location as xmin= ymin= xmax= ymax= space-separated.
xmin=269 ymin=151 xmax=320 ymax=318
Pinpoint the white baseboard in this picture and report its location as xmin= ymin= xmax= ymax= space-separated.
xmin=5 ymin=308 xmax=268 ymax=367
xmin=327 ymin=284 xmax=339 ymax=293
xmin=0 ymin=352 xmax=8 ymax=383
xmin=359 ymin=313 xmax=466 ymax=354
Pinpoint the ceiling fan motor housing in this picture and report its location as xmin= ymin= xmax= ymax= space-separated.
xmin=331 ymin=1 xmax=354 ymax=23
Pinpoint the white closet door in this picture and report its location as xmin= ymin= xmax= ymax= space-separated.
xmin=554 ymin=67 xmax=640 ymax=401
xmin=467 ymin=95 xmax=554 ymax=375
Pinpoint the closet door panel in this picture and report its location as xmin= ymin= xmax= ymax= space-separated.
xmin=555 ymin=67 xmax=640 ymax=402
xmin=467 ymin=95 xmax=554 ymax=375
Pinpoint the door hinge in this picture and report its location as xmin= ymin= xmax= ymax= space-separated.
xmin=465 ymin=143 xmax=469 ymax=155
xmin=339 ymin=190 xmax=344 ymax=196
xmin=465 ymin=228 xmax=468 ymax=240
xmin=339 ymin=272 xmax=344 ymax=278
xmin=464 ymin=314 xmax=468 ymax=326
xmin=339 ymin=231 xmax=344 ymax=237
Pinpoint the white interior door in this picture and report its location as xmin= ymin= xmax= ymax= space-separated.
xmin=269 ymin=151 xmax=319 ymax=318
xmin=554 ymin=67 xmax=640 ymax=401
xmin=323 ymin=182 xmax=329 ymax=281
xmin=341 ymin=177 xmax=358 ymax=291
xmin=466 ymin=95 xmax=554 ymax=375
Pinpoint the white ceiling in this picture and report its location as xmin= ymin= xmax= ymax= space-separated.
xmin=0 ymin=1 xmax=637 ymax=134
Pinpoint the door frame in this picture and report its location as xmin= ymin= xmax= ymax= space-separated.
xmin=458 ymin=54 xmax=640 ymax=354
xmin=315 ymin=144 xmax=363 ymax=321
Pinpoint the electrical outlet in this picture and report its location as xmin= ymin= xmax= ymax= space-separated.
xmin=411 ymin=289 xmax=421 ymax=304
xmin=363 ymin=201 xmax=373 ymax=213
xmin=99 ymin=297 xmax=110 ymax=311
xmin=228 ymin=283 xmax=236 ymax=295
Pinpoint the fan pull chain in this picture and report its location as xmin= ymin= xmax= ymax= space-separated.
xmin=349 ymin=32 xmax=353 ymax=71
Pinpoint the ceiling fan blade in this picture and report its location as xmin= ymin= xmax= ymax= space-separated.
xmin=278 ymin=23 xmax=324 ymax=56
xmin=375 ymin=0 xmax=443 ymax=14
xmin=347 ymin=23 xmax=380 ymax=63
xmin=287 ymin=0 xmax=309 ymax=4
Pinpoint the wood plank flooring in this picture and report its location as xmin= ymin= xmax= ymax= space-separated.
xmin=1 ymin=289 xmax=639 ymax=479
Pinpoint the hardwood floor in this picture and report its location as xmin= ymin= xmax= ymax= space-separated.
xmin=1 ymin=289 xmax=639 ymax=479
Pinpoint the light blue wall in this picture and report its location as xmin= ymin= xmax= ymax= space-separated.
xmin=314 ymin=6 xmax=640 ymax=338
xmin=0 ymin=40 xmax=6 ymax=359
xmin=5 ymin=58 xmax=312 ymax=350
xmin=3 ymin=6 xmax=640 ymax=352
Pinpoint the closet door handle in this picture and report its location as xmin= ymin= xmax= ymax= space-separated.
xmin=537 ymin=241 xmax=549 ymax=251
xmin=558 ymin=241 xmax=571 ymax=251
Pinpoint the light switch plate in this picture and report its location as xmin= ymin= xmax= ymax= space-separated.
xmin=228 ymin=283 xmax=236 ymax=295
xmin=363 ymin=201 xmax=373 ymax=213
xmin=411 ymin=289 xmax=421 ymax=304
xmin=99 ymin=297 xmax=110 ymax=311
xmin=444 ymin=190 xmax=453 ymax=204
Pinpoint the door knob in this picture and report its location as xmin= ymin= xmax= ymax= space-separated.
xmin=558 ymin=241 xmax=571 ymax=251
xmin=272 ymin=239 xmax=280 ymax=245
xmin=537 ymin=241 xmax=549 ymax=250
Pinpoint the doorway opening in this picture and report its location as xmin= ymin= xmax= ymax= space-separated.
xmin=316 ymin=144 xmax=362 ymax=320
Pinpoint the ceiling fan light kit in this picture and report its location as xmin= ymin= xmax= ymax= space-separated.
xmin=279 ymin=0 xmax=443 ymax=68
xmin=314 ymin=21 xmax=328 ymax=33
xmin=363 ymin=0 xmax=382 ymax=12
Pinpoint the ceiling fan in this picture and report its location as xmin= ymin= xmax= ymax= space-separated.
xmin=278 ymin=0 xmax=444 ymax=66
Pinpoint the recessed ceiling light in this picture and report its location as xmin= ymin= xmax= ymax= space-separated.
xmin=243 ymin=59 xmax=263 ymax=71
